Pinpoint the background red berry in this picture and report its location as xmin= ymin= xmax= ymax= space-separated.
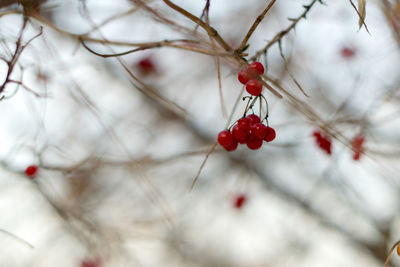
xmin=233 ymin=194 xmax=247 ymax=209
xmin=25 ymin=165 xmax=38 ymax=178
xmin=136 ymin=56 xmax=157 ymax=76
xmin=340 ymin=47 xmax=356 ymax=59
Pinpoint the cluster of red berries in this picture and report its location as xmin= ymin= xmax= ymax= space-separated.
xmin=218 ymin=114 xmax=276 ymax=151
xmin=25 ymin=165 xmax=38 ymax=179
xmin=313 ymin=130 xmax=332 ymax=155
xmin=238 ymin=62 xmax=265 ymax=96
xmin=313 ymin=130 xmax=366 ymax=161
xmin=352 ymin=134 xmax=365 ymax=161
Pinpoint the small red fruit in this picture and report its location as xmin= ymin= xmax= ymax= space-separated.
xmin=251 ymin=123 xmax=267 ymax=139
xmin=217 ymin=130 xmax=235 ymax=147
xmin=247 ymin=62 xmax=264 ymax=75
xmin=246 ymin=135 xmax=263 ymax=150
xmin=81 ymin=258 xmax=101 ymax=267
xmin=233 ymin=194 xmax=247 ymax=209
xmin=238 ymin=69 xmax=252 ymax=85
xmin=136 ymin=56 xmax=157 ymax=76
xmin=352 ymin=134 xmax=365 ymax=161
xmin=225 ymin=139 xmax=239 ymax=151
xmin=25 ymin=165 xmax=38 ymax=178
xmin=236 ymin=117 xmax=250 ymax=130
xmin=232 ymin=124 xmax=249 ymax=144
xmin=313 ymin=130 xmax=332 ymax=155
xmin=340 ymin=47 xmax=356 ymax=59
xmin=264 ymin=127 xmax=276 ymax=142
xmin=245 ymin=79 xmax=263 ymax=96
xmin=246 ymin=114 xmax=261 ymax=125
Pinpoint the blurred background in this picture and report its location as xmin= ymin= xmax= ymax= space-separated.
xmin=0 ymin=0 xmax=400 ymax=266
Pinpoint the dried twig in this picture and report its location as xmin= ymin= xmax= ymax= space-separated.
xmin=237 ymin=0 xmax=276 ymax=52
xmin=251 ymin=0 xmax=322 ymax=61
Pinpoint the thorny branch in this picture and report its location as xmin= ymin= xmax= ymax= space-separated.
xmin=0 ymin=18 xmax=42 ymax=96
xmin=251 ymin=0 xmax=323 ymax=61
xmin=237 ymin=0 xmax=276 ymax=52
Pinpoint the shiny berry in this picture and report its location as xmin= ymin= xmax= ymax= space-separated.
xmin=246 ymin=114 xmax=261 ymax=125
xmin=245 ymin=79 xmax=263 ymax=96
xmin=251 ymin=123 xmax=267 ymax=139
xmin=217 ymin=130 xmax=235 ymax=147
xmin=238 ymin=69 xmax=252 ymax=85
xmin=25 ymin=165 xmax=38 ymax=178
xmin=246 ymin=135 xmax=263 ymax=150
xmin=225 ymin=139 xmax=239 ymax=151
xmin=247 ymin=62 xmax=264 ymax=75
xmin=233 ymin=194 xmax=247 ymax=209
xmin=264 ymin=126 xmax=276 ymax=142
xmin=236 ymin=117 xmax=250 ymax=130
xmin=232 ymin=124 xmax=249 ymax=144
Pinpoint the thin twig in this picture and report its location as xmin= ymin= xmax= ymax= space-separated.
xmin=384 ymin=240 xmax=400 ymax=267
xmin=237 ymin=0 xmax=276 ymax=52
xmin=278 ymin=40 xmax=309 ymax=97
xmin=190 ymin=142 xmax=218 ymax=191
xmin=251 ymin=0 xmax=322 ymax=61
xmin=349 ymin=0 xmax=371 ymax=34
xmin=161 ymin=0 xmax=232 ymax=52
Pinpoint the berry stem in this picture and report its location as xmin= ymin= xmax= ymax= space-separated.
xmin=243 ymin=96 xmax=253 ymax=118
xmin=260 ymin=94 xmax=269 ymax=124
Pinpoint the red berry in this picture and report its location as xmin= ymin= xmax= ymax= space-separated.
xmin=225 ymin=139 xmax=238 ymax=151
xmin=137 ymin=56 xmax=157 ymax=76
xmin=246 ymin=135 xmax=263 ymax=150
xmin=232 ymin=124 xmax=250 ymax=144
xmin=247 ymin=62 xmax=264 ymax=75
xmin=81 ymin=258 xmax=101 ymax=267
xmin=251 ymin=123 xmax=267 ymax=139
xmin=313 ymin=130 xmax=332 ymax=155
xmin=312 ymin=131 xmax=321 ymax=138
xmin=233 ymin=194 xmax=247 ymax=209
xmin=25 ymin=165 xmax=38 ymax=178
xmin=264 ymin=126 xmax=276 ymax=142
xmin=352 ymin=134 xmax=365 ymax=149
xmin=340 ymin=47 xmax=356 ymax=59
xmin=246 ymin=114 xmax=261 ymax=125
xmin=236 ymin=117 xmax=250 ymax=130
xmin=217 ymin=130 xmax=235 ymax=147
xmin=352 ymin=134 xmax=365 ymax=161
xmin=238 ymin=69 xmax=252 ymax=85
xmin=245 ymin=79 xmax=263 ymax=96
